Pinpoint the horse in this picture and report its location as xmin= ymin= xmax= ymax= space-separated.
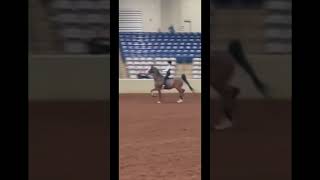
xmin=211 ymin=40 xmax=270 ymax=130
xmin=148 ymin=66 xmax=194 ymax=103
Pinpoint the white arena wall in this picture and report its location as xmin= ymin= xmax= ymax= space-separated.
xmin=29 ymin=54 xmax=291 ymax=101
xmin=119 ymin=0 xmax=201 ymax=32
xmin=228 ymin=54 xmax=292 ymax=100
xmin=29 ymin=55 xmax=110 ymax=101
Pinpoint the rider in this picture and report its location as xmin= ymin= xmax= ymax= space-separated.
xmin=162 ymin=60 xmax=173 ymax=89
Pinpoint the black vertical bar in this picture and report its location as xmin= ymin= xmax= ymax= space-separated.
xmin=110 ymin=0 xmax=119 ymax=179
xmin=201 ymin=0 xmax=211 ymax=179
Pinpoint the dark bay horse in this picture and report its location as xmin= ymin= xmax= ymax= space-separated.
xmin=212 ymin=40 xmax=269 ymax=130
xmin=148 ymin=66 xmax=194 ymax=103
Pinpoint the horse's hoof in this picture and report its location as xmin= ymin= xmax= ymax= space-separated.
xmin=214 ymin=119 xmax=233 ymax=130
xmin=157 ymin=101 xmax=161 ymax=104
xmin=177 ymin=99 xmax=183 ymax=103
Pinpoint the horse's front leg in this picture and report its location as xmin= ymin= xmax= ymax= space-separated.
xmin=157 ymin=89 xmax=162 ymax=104
xmin=150 ymin=88 xmax=157 ymax=97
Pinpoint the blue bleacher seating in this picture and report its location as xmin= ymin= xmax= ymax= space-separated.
xmin=119 ymin=32 xmax=201 ymax=63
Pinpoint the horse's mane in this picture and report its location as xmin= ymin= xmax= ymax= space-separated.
xmin=152 ymin=66 xmax=163 ymax=77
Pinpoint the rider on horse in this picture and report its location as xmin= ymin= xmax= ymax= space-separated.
xmin=162 ymin=60 xmax=173 ymax=89
xmin=145 ymin=60 xmax=173 ymax=89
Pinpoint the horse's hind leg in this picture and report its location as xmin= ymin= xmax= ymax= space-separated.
xmin=179 ymin=87 xmax=185 ymax=99
xmin=220 ymin=85 xmax=240 ymax=121
xmin=213 ymin=100 xmax=233 ymax=130
xmin=176 ymin=87 xmax=184 ymax=103
xmin=150 ymin=88 xmax=157 ymax=97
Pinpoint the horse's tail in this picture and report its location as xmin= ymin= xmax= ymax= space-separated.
xmin=228 ymin=40 xmax=270 ymax=97
xmin=181 ymin=74 xmax=194 ymax=92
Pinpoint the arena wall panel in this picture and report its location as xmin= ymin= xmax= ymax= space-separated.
xmin=119 ymin=0 xmax=161 ymax=32
xmin=227 ymin=54 xmax=291 ymax=99
xmin=29 ymin=55 xmax=110 ymax=101
xmin=29 ymin=54 xmax=291 ymax=100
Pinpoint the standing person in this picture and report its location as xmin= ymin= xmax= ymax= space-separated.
xmin=168 ymin=25 xmax=175 ymax=33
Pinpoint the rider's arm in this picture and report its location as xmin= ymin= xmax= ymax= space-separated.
xmin=162 ymin=65 xmax=170 ymax=73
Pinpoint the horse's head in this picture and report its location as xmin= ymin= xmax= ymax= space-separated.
xmin=148 ymin=65 xmax=158 ymax=75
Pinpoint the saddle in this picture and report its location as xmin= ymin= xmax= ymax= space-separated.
xmin=163 ymin=78 xmax=173 ymax=89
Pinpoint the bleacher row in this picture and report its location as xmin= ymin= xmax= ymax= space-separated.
xmin=120 ymin=32 xmax=201 ymax=63
xmin=48 ymin=0 xmax=110 ymax=53
xmin=125 ymin=57 xmax=201 ymax=79
xmin=192 ymin=58 xmax=201 ymax=79
xmin=126 ymin=58 xmax=177 ymax=79
xmin=120 ymin=32 xmax=201 ymax=79
xmin=264 ymin=0 xmax=292 ymax=53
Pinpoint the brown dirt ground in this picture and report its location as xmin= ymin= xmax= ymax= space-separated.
xmin=28 ymin=96 xmax=291 ymax=180
xmin=120 ymin=93 xmax=201 ymax=180
xmin=29 ymin=101 xmax=110 ymax=180
xmin=211 ymin=99 xmax=292 ymax=180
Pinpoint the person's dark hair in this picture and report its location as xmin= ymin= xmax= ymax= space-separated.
xmin=168 ymin=60 xmax=172 ymax=64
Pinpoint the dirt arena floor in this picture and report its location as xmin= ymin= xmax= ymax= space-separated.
xmin=29 ymin=101 xmax=110 ymax=180
xmin=29 ymin=96 xmax=291 ymax=180
xmin=120 ymin=93 xmax=201 ymax=180
xmin=211 ymin=99 xmax=292 ymax=180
